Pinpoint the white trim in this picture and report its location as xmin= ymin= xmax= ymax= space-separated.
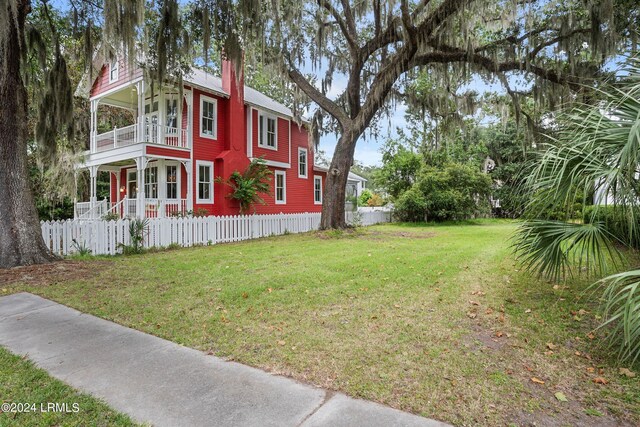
xmin=108 ymin=59 xmax=119 ymax=84
xmin=196 ymin=160 xmax=214 ymax=204
xmin=258 ymin=111 xmax=278 ymax=150
xmin=298 ymin=147 xmax=308 ymax=178
xmin=274 ymin=170 xmax=286 ymax=205
xmin=249 ymin=157 xmax=290 ymax=169
xmin=247 ymin=107 xmax=253 ymax=158
xmin=199 ymin=95 xmax=218 ymax=140
xmin=314 ymin=175 xmax=323 ymax=205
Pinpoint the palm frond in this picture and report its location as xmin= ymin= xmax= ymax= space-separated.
xmin=513 ymin=220 xmax=622 ymax=281
xmin=593 ymin=270 xmax=640 ymax=364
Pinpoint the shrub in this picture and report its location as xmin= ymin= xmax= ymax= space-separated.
xmin=394 ymin=187 xmax=427 ymax=222
xmin=216 ymin=158 xmax=272 ymax=214
xmin=119 ymin=218 xmax=148 ymax=255
xmin=367 ymin=193 xmax=385 ymax=207
xmin=358 ymin=189 xmax=373 ymax=206
xmin=583 ymin=205 xmax=640 ymax=248
xmin=102 ymin=212 xmax=120 ymax=221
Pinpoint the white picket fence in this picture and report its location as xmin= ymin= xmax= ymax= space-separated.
xmin=41 ymin=211 xmax=392 ymax=256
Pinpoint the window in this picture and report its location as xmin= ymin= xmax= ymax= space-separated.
xmin=197 ymin=161 xmax=213 ymax=203
xmin=258 ymin=112 xmax=277 ymax=149
xmin=298 ymin=148 xmax=308 ymax=178
xmin=144 ymin=166 xmax=158 ymax=199
xmin=314 ymin=176 xmax=322 ymax=204
xmin=166 ymin=165 xmax=178 ymax=199
xmin=127 ymin=170 xmax=137 ymax=198
xmin=166 ymin=98 xmax=178 ymax=130
xmin=200 ymin=96 xmax=217 ymax=139
xmin=275 ymin=170 xmax=286 ymax=204
xmin=109 ymin=59 xmax=119 ymax=83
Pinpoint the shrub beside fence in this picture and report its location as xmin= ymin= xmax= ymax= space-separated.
xmin=41 ymin=210 xmax=392 ymax=256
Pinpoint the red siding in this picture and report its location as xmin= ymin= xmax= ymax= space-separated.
xmin=251 ymin=110 xmax=290 ymax=165
xmin=191 ymin=88 xmax=227 ymax=215
xmin=146 ymin=146 xmax=190 ymax=159
xmin=90 ymin=58 xmax=142 ymax=97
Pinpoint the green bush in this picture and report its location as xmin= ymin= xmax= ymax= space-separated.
xmin=583 ymin=205 xmax=640 ymax=248
xmin=358 ymin=189 xmax=373 ymax=206
xmin=394 ymin=187 xmax=427 ymax=222
xmin=420 ymin=164 xmax=492 ymax=221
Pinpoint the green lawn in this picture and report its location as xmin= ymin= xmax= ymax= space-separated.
xmin=3 ymin=220 xmax=639 ymax=426
xmin=0 ymin=347 xmax=137 ymax=426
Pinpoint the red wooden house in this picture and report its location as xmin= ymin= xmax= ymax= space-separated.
xmin=74 ymin=55 xmax=351 ymax=219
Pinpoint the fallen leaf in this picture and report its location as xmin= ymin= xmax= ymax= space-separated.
xmin=277 ymin=340 xmax=286 ymax=346
xmin=587 ymin=333 xmax=595 ymax=340
xmin=531 ymin=377 xmax=545 ymax=384
xmin=553 ymin=285 xmax=559 ymax=290
xmin=267 ymin=288 xmax=273 ymax=293
xmin=619 ymin=368 xmax=636 ymax=378
xmin=593 ymin=377 xmax=608 ymax=385
xmin=575 ymin=351 xmax=582 ymax=356
xmin=495 ymin=331 xmax=504 ymax=338
xmin=242 ymin=292 xmax=249 ymax=299
xmin=467 ymin=311 xmax=477 ymax=319
xmin=586 ymin=367 xmax=595 ymax=373
xmin=544 ymin=351 xmax=554 ymax=356
xmin=555 ymin=392 xmax=568 ymax=402
xmin=525 ymin=309 xmax=532 ymax=313
xmin=235 ymin=328 xmax=242 ymax=332
xmin=1 ymin=288 xmax=7 ymax=293
xmin=485 ymin=308 xmax=494 ymax=315
xmin=546 ymin=342 xmax=557 ymax=350
xmin=469 ymin=300 xmax=480 ymax=306
xmin=498 ymin=313 xmax=505 ymax=323
xmin=394 ymin=304 xmax=401 ymax=308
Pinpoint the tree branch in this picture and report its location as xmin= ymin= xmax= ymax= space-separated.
xmin=317 ymin=0 xmax=357 ymax=52
xmin=286 ymin=64 xmax=350 ymax=128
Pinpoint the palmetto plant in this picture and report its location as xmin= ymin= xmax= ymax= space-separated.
xmin=216 ymin=158 xmax=273 ymax=214
xmin=514 ymin=58 xmax=640 ymax=363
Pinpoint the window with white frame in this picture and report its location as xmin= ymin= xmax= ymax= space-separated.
xmin=144 ymin=166 xmax=158 ymax=199
xmin=197 ymin=161 xmax=214 ymax=203
xmin=298 ymin=147 xmax=308 ymax=178
xmin=166 ymin=98 xmax=178 ymax=130
xmin=109 ymin=59 xmax=119 ymax=83
xmin=258 ymin=112 xmax=277 ymax=149
xmin=314 ymin=176 xmax=322 ymax=204
xmin=166 ymin=165 xmax=178 ymax=199
xmin=200 ymin=96 xmax=217 ymax=139
xmin=275 ymin=170 xmax=286 ymax=204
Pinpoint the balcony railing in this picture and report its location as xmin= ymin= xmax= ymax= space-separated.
xmin=94 ymin=123 xmax=189 ymax=153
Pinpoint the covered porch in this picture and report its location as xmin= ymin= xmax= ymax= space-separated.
xmin=75 ymin=155 xmax=193 ymax=220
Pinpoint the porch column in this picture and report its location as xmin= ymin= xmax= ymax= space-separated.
xmin=186 ymin=90 xmax=193 ymax=149
xmin=182 ymin=160 xmax=193 ymax=213
xmin=90 ymin=100 xmax=98 ymax=152
xmin=136 ymin=156 xmax=147 ymax=218
xmin=89 ymin=166 xmax=98 ymax=209
xmin=136 ymin=80 xmax=145 ymax=143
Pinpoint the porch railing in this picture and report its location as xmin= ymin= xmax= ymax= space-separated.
xmin=76 ymin=198 xmax=188 ymax=220
xmin=94 ymin=123 xmax=189 ymax=152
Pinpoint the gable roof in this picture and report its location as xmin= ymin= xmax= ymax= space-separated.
xmin=184 ymin=68 xmax=294 ymax=118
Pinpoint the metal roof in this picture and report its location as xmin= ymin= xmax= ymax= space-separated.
xmin=184 ymin=68 xmax=294 ymax=118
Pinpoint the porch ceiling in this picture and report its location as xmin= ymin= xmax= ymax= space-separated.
xmin=98 ymin=86 xmax=138 ymax=110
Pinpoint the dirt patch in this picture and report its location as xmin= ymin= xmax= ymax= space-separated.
xmin=0 ymin=260 xmax=108 ymax=287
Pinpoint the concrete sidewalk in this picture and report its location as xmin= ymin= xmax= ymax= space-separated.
xmin=0 ymin=293 xmax=447 ymax=427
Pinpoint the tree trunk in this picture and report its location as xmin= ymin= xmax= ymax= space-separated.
xmin=320 ymin=130 xmax=359 ymax=229
xmin=0 ymin=0 xmax=57 ymax=268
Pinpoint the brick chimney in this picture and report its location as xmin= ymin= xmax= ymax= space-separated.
xmin=221 ymin=55 xmax=245 ymax=154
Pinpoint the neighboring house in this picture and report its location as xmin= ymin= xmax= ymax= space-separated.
xmin=75 ymin=55 xmax=328 ymax=219
xmin=311 ymin=164 xmax=367 ymax=211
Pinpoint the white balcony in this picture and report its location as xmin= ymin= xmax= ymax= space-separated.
xmin=93 ymin=123 xmax=189 ymax=153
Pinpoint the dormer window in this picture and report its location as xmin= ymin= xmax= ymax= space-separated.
xmin=258 ymin=112 xmax=277 ymax=150
xmin=109 ymin=59 xmax=119 ymax=83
